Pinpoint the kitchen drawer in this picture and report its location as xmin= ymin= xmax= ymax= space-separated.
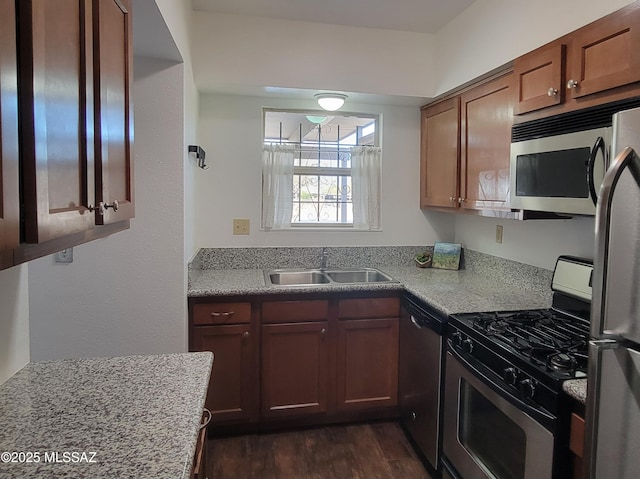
xmin=338 ymin=297 xmax=400 ymax=319
xmin=192 ymin=302 xmax=251 ymax=325
xmin=262 ymin=300 xmax=329 ymax=323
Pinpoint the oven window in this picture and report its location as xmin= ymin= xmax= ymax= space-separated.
xmin=459 ymin=380 xmax=526 ymax=479
xmin=515 ymin=147 xmax=590 ymax=198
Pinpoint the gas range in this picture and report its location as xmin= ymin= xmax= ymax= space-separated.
xmin=447 ymin=256 xmax=593 ymax=423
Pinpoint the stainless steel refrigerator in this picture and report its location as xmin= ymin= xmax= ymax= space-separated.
xmin=586 ymin=106 xmax=640 ymax=479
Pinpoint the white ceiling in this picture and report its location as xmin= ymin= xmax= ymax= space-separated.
xmin=191 ymin=0 xmax=475 ymax=34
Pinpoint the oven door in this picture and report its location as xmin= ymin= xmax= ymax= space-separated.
xmin=443 ymin=349 xmax=554 ymax=479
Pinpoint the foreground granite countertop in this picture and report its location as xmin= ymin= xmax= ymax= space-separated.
xmin=0 ymin=352 xmax=213 ymax=479
xmin=189 ymin=265 xmax=552 ymax=316
xmin=563 ymin=378 xmax=587 ymax=404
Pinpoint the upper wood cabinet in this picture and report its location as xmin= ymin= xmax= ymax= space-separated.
xmin=4 ymin=0 xmax=133 ymax=268
xmin=421 ymin=72 xmax=514 ymax=213
xmin=0 ymin=0 xmax=20 ymax=269
xmin=420 ymin=98 xmax=460 ymax=209
xmin=18 ymin=0 xmax=96 ymax=244
xmin=515 ymin=2 xmax=640 ymax=116
xmin=514 ymin=43 xmax=566 ymax=115
xmin=459 ymin=73 xmax=514 ymax=211
xmin=93 ymin=0 xmax=134 ymax=225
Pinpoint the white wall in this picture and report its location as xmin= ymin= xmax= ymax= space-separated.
xmin=0 ymin=265 xmax=29 ymax=384
xmin=194 ymin=92 xmax=454 ymax=248
xmin=434 ymin=0 xmax=636 ymax=95
xmin=191 ymin=12 xmax=436 ymax=98
xmin=28 ymin=57 xmax=187 ymax=361
xmin=454 ymin=215 xmax=596 ymax=270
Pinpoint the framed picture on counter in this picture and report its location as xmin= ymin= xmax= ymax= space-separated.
xmin=432 ymin=242 xmax=461 ymax=270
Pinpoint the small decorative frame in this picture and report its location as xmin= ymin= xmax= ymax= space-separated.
xmin=432 ymin=242 xmax=462 ymax=270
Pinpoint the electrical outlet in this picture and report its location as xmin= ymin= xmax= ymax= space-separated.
xmin=54 ymin=247 xmax=74 ymax=263
xmin=233 ymin=218 xmax=250 ymax=235
xmin=495 ymin=225 xmax=503 ymax=244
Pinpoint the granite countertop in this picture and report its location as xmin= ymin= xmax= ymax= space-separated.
xmin=188 ymin=265 xmax=553 ymax=316
xmin=0 ymin=352 xmax=213 ymax=479
xmin=563 ymin=378 xmax=587 ymax=404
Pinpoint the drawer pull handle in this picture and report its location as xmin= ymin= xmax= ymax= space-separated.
xmin=567 ymin=79 xmax=579 ymax=90
xmin=200 ymin=408 xmax=212 ymax=429
xmin=547 ymin=87 xmax=558 ymax=96
xmin=211 ymin=311 xmax=235 ymax=318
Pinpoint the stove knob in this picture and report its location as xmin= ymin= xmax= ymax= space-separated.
xmin=461 ymin=338 xmax=474 ymax=354
xmin=452 ymin=331 xmax=463 ymax=347
xmin=519 ymin=379 xmax=536 ymax=399
xmin=502 ymin=367 xmax=518 ymax=386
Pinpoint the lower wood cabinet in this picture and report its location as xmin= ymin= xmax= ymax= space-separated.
xmin=570 ymin=412 xmax=585 ymax=479
xmin=190 ymin=303 xmax=259 ymax=425
xmin=261 ymin=321 xmax=329 ymax=419
xmin=189 ymin=292 xmax=400 ymax=430
xmin=337 ymin=318 xmax=399 ymax=412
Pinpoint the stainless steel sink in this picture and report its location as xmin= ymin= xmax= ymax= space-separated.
xmin=325 ymin=268 xmax=394 ymax=283
xmin=265 ymin=269 xmax=330 ymax=286
xmin=264 ymin=268 xmax=397 ymax=286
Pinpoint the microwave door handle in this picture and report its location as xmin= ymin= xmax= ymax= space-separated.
xmin=588 ymin=136 xmax=606 ymax=205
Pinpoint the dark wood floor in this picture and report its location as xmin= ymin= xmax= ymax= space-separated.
xmin=207 ymin=421 xmax=431 ymax=479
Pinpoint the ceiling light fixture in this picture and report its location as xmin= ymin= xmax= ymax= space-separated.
xmin=315 ymin=93 xmax=347 ymax=111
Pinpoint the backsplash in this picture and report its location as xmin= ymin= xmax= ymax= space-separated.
xmin=189 ymin=246 xmax=553 ymax=295
xmin=190 ymin=246 xmax=432 ymax=270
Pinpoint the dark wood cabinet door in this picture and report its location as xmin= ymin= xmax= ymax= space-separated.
xmin=567 ymin=3 xmax=640 ymax=100
xmin=514 ymin=43 xmax=565 ymax=114
xmin=336 ymin=318 xmax=399 ymax=412
xmin=93 ymin=0 xmax=134 ymax=224
xmin=0 ymin=0 xmax=20 ymax=269
xmin=192 ymin=324 xmax=258 ymax=424
xmin=420 ymin=98 xmax=460 ymax=209
xmin=261 ymin=321 xmax=329 ymax=419
xmin=460 ymin=73 xmax=514 ymax=211
xmin=18 ymin=0 xmax=95 ymax=243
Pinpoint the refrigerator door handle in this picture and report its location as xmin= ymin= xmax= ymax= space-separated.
xmin=584 ymin=339 xmax=619 ymax=479
xmin=587 ymin=136 xmax=606 ymax=205
xmin=592 ymin=146 xmax=640 ymax=337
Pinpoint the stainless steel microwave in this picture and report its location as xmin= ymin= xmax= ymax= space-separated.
xmin=510 ymin=126 xmax=612 ymax=215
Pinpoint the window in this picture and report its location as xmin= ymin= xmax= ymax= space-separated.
xmin=262 ymin=109 xmax=380 ymax=229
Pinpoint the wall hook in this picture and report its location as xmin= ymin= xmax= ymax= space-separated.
xmin=188 ymin=145 xmax=208 ymax=169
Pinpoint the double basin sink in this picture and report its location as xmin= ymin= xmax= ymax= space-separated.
xmin=264 ymin=268 xmax=397 ymax=286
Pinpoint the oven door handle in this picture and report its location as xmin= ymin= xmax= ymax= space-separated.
xmin=447 ymin=341 xmax=556 ymax=425
xmin=587 ymin=136 xmax=606 ymax=205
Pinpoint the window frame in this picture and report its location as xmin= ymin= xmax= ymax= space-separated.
xmin=262 ymin=108 xmax=380 ymax=229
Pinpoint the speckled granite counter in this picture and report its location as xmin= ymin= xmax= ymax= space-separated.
xmin=188 ymin=265 xmax=553 ymax=316
xmin=0 ymin=352 xmax=213 ymax=479
xmin=563 ymin=378 xmax=587 ymax=404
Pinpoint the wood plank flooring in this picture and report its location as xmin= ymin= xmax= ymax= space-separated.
xmin=207 ymin=421 xmax=431 ymax=479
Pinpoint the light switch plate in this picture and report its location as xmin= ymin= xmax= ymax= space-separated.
xmin=54 ymin=248 xmax=73 ymax=263
xmin=495 ymin=225 xmax=503 ymax=244
xmin=233 ymin=218 xmax=250 ymax=235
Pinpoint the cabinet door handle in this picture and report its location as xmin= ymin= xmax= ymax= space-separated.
xmin=211 ymin=311 xmax=235 ymax=318
xmin=88 ymin=200 xmax=119 ymax=215
xmin=242 ymin=331 xmax=249 ymax=338
xmin=567 ymin=79 xmax=579 ymax=89
xmin=321 ymin=328 xmax=327 ymax=336
xmin=547 ymin=87 xmax=558 ymax=96
xmin=103 ymin=200 xmax=119 ymax=212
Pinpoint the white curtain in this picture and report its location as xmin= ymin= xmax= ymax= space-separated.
xmin=351 ymin=145 xmax=382 ymax=230
xmin=261 ymin=144 xmax=295 ymax=230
